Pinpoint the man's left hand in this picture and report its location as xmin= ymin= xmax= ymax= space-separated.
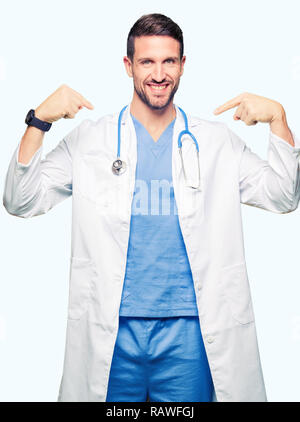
xmin=213 ymin=92 xmax=294 ymax=147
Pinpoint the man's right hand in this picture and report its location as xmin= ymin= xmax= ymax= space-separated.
xmin=35 ymin=84 xmax=94 ymax=123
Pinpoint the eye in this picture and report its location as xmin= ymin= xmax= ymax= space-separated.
xmin=142 ymin=60 xmax=151 ymax=65
xmin=165 ymin=59 xmax=175 ymax=64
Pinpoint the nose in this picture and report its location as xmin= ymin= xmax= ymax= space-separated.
xmin=151 ymin=63 xmax=167 ymax=83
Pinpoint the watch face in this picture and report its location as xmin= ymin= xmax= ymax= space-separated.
xmin=25 ymin=109 xmax=34 ymax=124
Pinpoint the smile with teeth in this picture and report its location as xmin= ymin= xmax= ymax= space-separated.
xmin=147 ymin=84 xmax=169 ymax=91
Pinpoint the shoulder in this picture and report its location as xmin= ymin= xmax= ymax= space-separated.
xmin=64 ymin=113 xmax=115 ymax=138
xmin=189 ymin=114 xmax=226 ymax=130
xmin=187 ymin=114 xmax=246 ymax=156
xmin=188 ymin=114 xmax=231 ymax=143
xmin=77 ymin=113 xmax=115 ymax=131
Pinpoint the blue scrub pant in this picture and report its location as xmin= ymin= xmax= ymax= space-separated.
xmin=106 ymin=316 xmax=214 ymax=402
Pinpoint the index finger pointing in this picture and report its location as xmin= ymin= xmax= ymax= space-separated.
xmin=80 ymin=95 xmax=94 ymax=110
xmin=82 ymin=98 xmax=94 ymax=110
xmin=213 ymin=93 xmax=244 ymax=115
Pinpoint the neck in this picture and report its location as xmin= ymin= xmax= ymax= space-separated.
xmin=130 ymin=92 xmax=176 ymax=131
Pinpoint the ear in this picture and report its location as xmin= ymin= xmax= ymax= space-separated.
xmin=123 ymin=56 xmax=133 ymax=78
xmin=180 ymin=56 xmax=186 ymax=76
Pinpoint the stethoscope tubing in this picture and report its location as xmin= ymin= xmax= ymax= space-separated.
xmin=113 ymin=104 xmax=201 ymax=190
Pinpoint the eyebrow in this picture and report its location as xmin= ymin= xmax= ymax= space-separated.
xmin=137 ymin=56 xmax=179 ymax=63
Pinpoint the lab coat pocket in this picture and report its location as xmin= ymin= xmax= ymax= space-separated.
xmin=68 ymin=257 xmax=95 ymax=320
xmin=221 ymin=262 xmax=255 ymax=325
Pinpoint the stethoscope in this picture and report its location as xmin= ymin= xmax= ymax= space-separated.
xmin=112 ymin=105 xmax=201 ymax=190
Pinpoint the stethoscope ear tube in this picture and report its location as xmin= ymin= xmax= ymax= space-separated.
xmin=178 ymin=147 xmax=201 ymax=190
xmin=177 ymin=114 xmax=201 ymax=190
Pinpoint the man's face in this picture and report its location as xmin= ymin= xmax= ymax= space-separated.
xmin=124 ymin=35 xmax=186 ymax=110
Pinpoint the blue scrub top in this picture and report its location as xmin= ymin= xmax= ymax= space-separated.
xmin=118 ymin=113 xmax=199 ymax=317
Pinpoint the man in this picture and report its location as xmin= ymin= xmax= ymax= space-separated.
xmin=3 ymin=13 xmax=300 ymax=402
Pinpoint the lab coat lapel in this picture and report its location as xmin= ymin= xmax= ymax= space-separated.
xmin=121 ymin=104 xmax=137 ymax=208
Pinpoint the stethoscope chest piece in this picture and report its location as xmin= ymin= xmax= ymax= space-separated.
xmin=112 ymin=158 xmax=127 ymax=175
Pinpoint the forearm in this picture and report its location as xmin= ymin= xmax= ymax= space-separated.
xmin=18 ymin=125 xmax=45 ymax=165
xmin=269 ymin=108 xmax=295 ymax=147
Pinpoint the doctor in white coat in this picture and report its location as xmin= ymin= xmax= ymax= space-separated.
xmin=3 ymin=12 xmax=300 ymax=402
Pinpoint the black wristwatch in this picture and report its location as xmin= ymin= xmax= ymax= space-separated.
xmin=25 ymin=109 xmax=52 ymax=132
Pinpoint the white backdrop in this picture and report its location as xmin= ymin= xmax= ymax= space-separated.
xmin=1 ymin=0 xmax=300 ymax=402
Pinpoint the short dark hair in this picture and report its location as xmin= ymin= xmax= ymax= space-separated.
xmin=127 ymin=13 xmax=184 ymax=62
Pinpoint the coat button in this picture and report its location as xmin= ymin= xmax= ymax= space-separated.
xmin=207 ymin=336 xmax=214 ymax=344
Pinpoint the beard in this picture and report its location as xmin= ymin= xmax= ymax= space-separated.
xmin=133 ymin=79 xmax=180 ymax=110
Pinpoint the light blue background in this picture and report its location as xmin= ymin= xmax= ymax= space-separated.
xmin=1 ymin=0 xmax=300 ymax=402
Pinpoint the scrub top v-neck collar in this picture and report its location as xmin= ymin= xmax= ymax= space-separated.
xmin=130 ymin=113 xmax=176 ymax=158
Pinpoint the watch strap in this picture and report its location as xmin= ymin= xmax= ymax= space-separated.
xmin=25 ymin=109 xmax=52 ymax=132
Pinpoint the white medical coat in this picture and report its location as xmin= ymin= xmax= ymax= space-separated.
xmin=3 ymin=103 xmax=300 ymax=402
